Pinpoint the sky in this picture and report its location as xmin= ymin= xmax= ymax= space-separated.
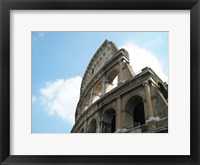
xmin=32 ymin=32 xmax=168 ymax=133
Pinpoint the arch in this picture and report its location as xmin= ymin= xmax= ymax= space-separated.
xmin=125 ymin=95 xmax=145 ymax=128
xmin=83 ymin=92 xmax=91 ymax=111
xmin=103 ymin=104 xmax=118 ymax=113
xmin=158 ymin=82 xmax=168 ymax=99
xmin=106 ymin=69 xmax=119 ymax=93
xmin=92 ymin=81 xmax=103 ymax=103
xmin=122 ymin=92 xmax=145 ymax=111
xmin=133 ymin=101 xmax=145 ymax=127
xmin=88 ymin=119 xmax=96 ymax=133
xmin=102 ymin=109 xmax=116 ymax=133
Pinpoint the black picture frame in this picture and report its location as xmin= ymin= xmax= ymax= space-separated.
xmin=0 ymin=0 xmax=199 ymax=164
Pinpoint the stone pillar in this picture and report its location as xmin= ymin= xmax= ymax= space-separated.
xmin=118 ymin=61 xmax=123 ymax=84
xmin=121 ymin=110 xmax=133 ymax=129
xmin=83 ymin=118 xmax=87 ymax=133
xmin=96 ymin=114 xmax=101 ymax=133
xmin=144 ymin=81 xmax=154 ymax=118
xmin=143 ymin=100 xmax=149 ymax=120
xmin=101 ymin=76 xmax=106 ymax=95
xmin=90 ymin=87 xmax=94 ymax=104
xmin=99 ymin=111 xmax=104 ymax=133
xmin=116 ymin=96 xmax=122 ymax=129
xmin=96 ymin=121 xmax=101 ymax=133
xmin=118 ymin=59 xmax=132 ymax=84
xmin=85 ymin=118 xmax=89 ymax=133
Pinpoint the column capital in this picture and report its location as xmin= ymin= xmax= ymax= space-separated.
xmin=143 ymin=79 xmax=152 ymax=86
xmin=143 ymin=99 xmax=147 ymax=103
xmin=116 ymin=95 xmax=121 ymax=100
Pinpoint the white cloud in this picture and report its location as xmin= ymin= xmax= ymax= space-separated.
xmin=40 ymin=76 xmax=82 ymax=124
xmin=121 ymin=41 xmax=168 ymax=82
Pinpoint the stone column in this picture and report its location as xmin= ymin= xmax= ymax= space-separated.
xmin=99 ymin=111 xmax=104 ymax=133
xmin=90 ymin=87 xmax=94 ymax=104
xmin=101 ymin=76 xmax=106 ymax=96
xmin=143 ymin=100 xmax=149 ymax=120
xmin=144 ymin=81 xmax=154 ymax=118
xmin=121 ymin=110 xmax=133 ymax=129
xmin=83 ymin=118 xmax=87 ymax=133
xmin=118 ymin=61 xmax=123 ymax=84
xmin=96 ymin=113 xmax=101 ymax=133
xmin=116 ymin=96 xmax=122 ymax=130
xmin=85 ymin=118 xmax=89 ymax=133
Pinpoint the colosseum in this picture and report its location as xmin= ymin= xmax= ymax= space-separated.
xmin=71 ymin=39 xmax=168 ymax=133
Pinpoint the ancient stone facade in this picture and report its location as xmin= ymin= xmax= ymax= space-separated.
xmin=71 ymin=39 xmax=168 ymax=133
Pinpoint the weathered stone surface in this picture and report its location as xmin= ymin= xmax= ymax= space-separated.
xmin=71 ymin=40 xmax=168 ymax=133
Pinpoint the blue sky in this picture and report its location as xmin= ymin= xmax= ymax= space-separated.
xmin=32 ymin=32 xmax=168 ymax=133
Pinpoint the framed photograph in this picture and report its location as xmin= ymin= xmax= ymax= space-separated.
xmin=1 ymin=0 xmax=199 ymax=164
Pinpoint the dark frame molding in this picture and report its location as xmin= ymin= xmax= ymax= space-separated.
xmin=0 ymin=0 xmax=199 ymax=164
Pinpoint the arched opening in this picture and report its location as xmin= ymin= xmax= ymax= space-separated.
xmin=88 ymin=119 xmax=96 ymax=133
xmin=158 ymin=82 xmax=168 ymax=99
xmin=92 ymin=82 xmax=102 ymax=103
xmin=106 ymin=69 xmax=118 ymax=93
xmin=111 ymin=115 xmax=116 ymax=133
xmin=84 ymin=93 xmax=90 ymax=111
xmin=133 ymin=102 xmax=145 ymax=127
xmin=125 ymin=95 xmax=145 ymax=128
xmin=102 ymin=109 xmax=116 ymax=133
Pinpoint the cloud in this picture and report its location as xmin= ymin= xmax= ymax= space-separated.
xmin=121 ymin=41 xmax=168 ymax=82
xmin=40 ymin=76 xmax=82 ymax=124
